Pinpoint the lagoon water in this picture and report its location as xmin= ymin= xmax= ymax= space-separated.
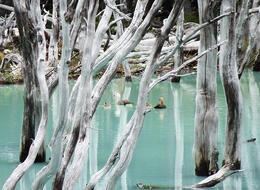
xmin=0 ymin=70 xmax=260 ymax=189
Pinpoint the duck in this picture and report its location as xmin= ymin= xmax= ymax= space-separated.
xmin=117 ymin=99 xmax=133 ymax=105
xmin=104 ymin=102 xmax=111 ymax=109
xmin=154 ymin=97 xmax=166 ymax=109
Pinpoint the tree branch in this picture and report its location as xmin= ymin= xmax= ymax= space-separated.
xmin=148 ymin=41 xmax=227 ymax=92
xmin=0 ymin=4 xmax=14 ymax=12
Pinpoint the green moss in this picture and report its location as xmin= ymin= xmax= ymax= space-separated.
xmin=2 ymin=73 xmax=15 ymax=83
xmin=184 ymin=11 xmax=199 ymax=23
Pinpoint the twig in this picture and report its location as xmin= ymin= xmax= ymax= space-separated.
xmin=105 ymin=1 xmax=131 ymax=21
xmin=159 ymin=11 xmax=233 ymax=66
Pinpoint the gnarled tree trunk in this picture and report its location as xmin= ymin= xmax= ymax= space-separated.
xmin=16 ymin=1 xmax=47 ymax=163
xmin=193 ymin=0 xmax=219 ymax=176
xmin=3 ymin=0 xmax=49 ymax=189
xmin=219 ymin=0 xmax=243 ymax=169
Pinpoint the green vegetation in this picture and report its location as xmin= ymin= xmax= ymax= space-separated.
xmin=184 ymin=11 xmax=199 ymax=23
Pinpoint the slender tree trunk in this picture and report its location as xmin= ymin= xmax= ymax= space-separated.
xmin=193 ymin=0 xmax=219 ymax=176
xmin=115 ymin=1 xmax=132 ymax=82
xmin=171 ymin=9 xmax=184 ymax=83
xmin=219 ymin=0 xmax=243 ymax=169
xmin=31 ymin=0 xmax=71 ymax=188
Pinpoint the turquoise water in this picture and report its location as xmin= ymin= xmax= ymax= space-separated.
xmin=0 ymin=71 xmax=260 ymax=189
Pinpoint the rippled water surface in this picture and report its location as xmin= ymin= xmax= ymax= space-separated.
xmin=1 ymin=71 xmax=260 ymax=189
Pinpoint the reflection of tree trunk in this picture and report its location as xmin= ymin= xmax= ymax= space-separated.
xmin=171 ymin=84 xmax=183 ymax=187
xmin=223 ymin=174 xmax=242 ymax=190
xmin=109 ymin=81 xmax=132 ymax=190
xmin=247 ymin=71 xmax=260 ymax=185
xmin=89 ymin=118 xmax=98 ymax=177
xmin=193 ymin=0 xmax=219 ymax=176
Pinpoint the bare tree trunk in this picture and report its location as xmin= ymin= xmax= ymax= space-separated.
xmin=171 ymin=9 xmax=184 ymax=83
xmin=30 ymin=0 xmax=72 ymax=188
xmin=16 ymin=2 xmax=47 ymax=163
xmin=238 ymin=0 xmax=260 ymax=78
xmin=219 ymin=0 xmax=243 ymax=170
xmin=193 ymin=0 xmax=219 ymax=176
xmin=104 ymin=1 xmax=185 ymax=189
xmin=115 ymin=1 xmax=132 ymax=82
xmin=3 ymin=0 xmax=49 ymax=189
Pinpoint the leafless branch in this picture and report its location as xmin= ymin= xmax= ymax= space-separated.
xmin=148 ymin=41 xmax=227 ymax=92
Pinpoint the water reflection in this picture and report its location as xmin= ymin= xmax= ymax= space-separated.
xmin=171 ymin=84 xmax=184 ymax=187
xmin=2 ymin=73 xmax=260 ymax=189
xmin=223 ymin=175 xmax=242 ymax=190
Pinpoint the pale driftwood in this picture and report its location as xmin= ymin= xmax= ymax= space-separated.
xmin=220 ymin=0 xmax=243 ymax=169
xmin=136 ymin=165 xmax=244 ymax=189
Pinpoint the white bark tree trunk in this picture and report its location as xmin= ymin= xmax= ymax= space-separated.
xmin=30 ymin=0 xmax=72 ymax=189
xmin=3 ymin=0 xmax=49 ymax=189
xmin=104 ymin=1 xmax=185 ymax=189
xmin=193 ymin=0 xmax=219 ymax=176
xmin=171 ymin=9 xmax=184 ymax=83
xmin=114 ymin=1 xmax=132 ymax=82
xmin=48 ymin=0 xmax=59 ymax=68
xmin=219 ymin=0 xmax=243 ymax=169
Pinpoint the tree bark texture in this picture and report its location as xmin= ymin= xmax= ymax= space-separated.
xmin=16 ymin=0 xmax=46 ymax=163
xmin=193 ymin=0 xmax=219 ymax=176
xmin=104 ymin=1 xmax=185 ymax=189
xmin=219 ymin=0 xmax=243 ymax=170
xmin=31 ymin=0 xmax=72 ymax=188
xmin=171 ymin=9 xmax=184 ymax=83
xmin=3 ymin=0 xmax=49 ymax=189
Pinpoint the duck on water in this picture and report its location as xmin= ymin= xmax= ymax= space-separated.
xmin=154 ymin=97 xmax=166 ymax=109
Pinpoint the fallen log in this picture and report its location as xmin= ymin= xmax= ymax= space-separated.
xmin=137 ymin=164 xmax=244 ymax=189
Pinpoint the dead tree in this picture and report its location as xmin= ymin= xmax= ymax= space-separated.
xmin=14 ymin=0 xmax=48 ymax=164
xmin=171 ymin=8 xmax=184 ymax=83
xmin=3 ymin=0 xmax=49 ymax=189
xmin=93 ymin=1 xmax=186 ymax=189
xmin=193 ymin=0 xmax=219 ymax=176
xmin=219 ymin=0 xmax=243 ymax=169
